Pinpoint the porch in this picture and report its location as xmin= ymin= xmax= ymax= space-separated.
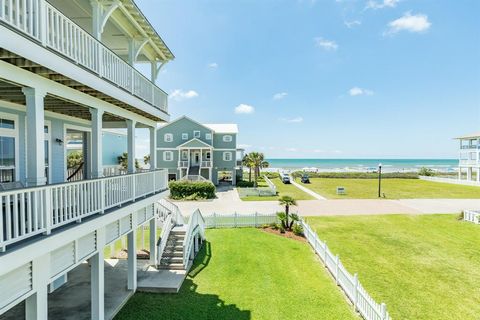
xmin=177 ymin=147 xmax=212 ymax=181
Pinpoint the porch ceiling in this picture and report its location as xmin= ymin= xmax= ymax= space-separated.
xmin=0 ymin=49 xmax=164 ymax=121
xmin=0 ymin=80 xmax=125 ymax=122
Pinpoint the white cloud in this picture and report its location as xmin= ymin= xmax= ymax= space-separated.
xmin=273 ymin=92 xmax=288 ymax=100
xmin=170 ymin=89 xmax=199 ymax=101
xmin=366 ymin=0 xmax=399 ymax=10
xmin=349 ymin=87 xmax=374 ymax=96
xmin=208 ymin=62 xmax=218 ymax=68
xmin=285 ymin=147 xmax=298 ymax=152
xmin=385 ymin=12 xmax=431 ymax=35
xmin=314 ymin=37 xmax=338 ymax=51
xmin=344 ymin=20 xmax=362 ymax=28
xmin=280 ymin=116 xmax=304 ymax=123
xmin=235 ymin=104 xmax=255 ymax=114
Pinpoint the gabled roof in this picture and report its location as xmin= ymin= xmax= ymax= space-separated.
xmin=177 ymin=138 xmax=212 ymax=149
xmin=454 ymin=132 xmax=480 ymax=139
xmin=159 ymin=116 xmax=238 ymax=134
xmin=204 ymin=124 xmax=238 ymax=134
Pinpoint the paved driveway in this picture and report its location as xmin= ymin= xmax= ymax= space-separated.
xmin=174 ymin=186 xmax=480 ymax=216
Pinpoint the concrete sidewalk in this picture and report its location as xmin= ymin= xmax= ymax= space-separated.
xmin=290 ymin=180 xmax=327 ymax=200
xmin=174 ymin=187 xmax=480 ymax=216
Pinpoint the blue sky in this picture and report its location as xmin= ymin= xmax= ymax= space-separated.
xmin=136 ymin=0 xmax=480 ymax=159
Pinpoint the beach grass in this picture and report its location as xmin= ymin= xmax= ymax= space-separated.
xmin=303 ymin=178 xmax=480 ymax=199
xmin=115 ymin=228 xmax=357 ymax=320
xmin=305 ymin=214 xmax=480 ymax=320
xmin=239 ymin=177 xmax=315 ymax=201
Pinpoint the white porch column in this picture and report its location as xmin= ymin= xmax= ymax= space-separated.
xmin=126 ymin=120 xmax=136 ymax=174
xmin=127 ymin=226 xmax=137 ymax=291
xmin=477 ymin=168 xmax=480 ymax=182
xmin=22 ymin=87 xmax=46 ymax=186
xmin=149 ymin=218 xmax=157 ymax=265
xmin=91 ymin=1 xmax=103 ymax=40
xmin=90 ymin=108 xmax=104 ymax=178
xmin=458 ymin=167 xmax=462 ymax=180
xmin=149 ymin=126 xmax=157 ymax=170
xmin=467 ymin=167 xmax=472 ymax=181
xmin=90 ymin=227 xmax=106 ymax=320
xmin=25 ymin=254 xmax=50 ymax=320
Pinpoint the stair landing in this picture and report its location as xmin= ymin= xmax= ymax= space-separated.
xmin=137 ymin=262 xmax=192 ymax=293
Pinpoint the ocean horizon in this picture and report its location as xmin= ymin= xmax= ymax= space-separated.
xmin=265 ymin=158 xmax=458 ymax=173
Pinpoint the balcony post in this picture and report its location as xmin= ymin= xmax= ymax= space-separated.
xmin=90 ymin=108 xmax=104 ymax=178
xmin=22 ymin=87 xmax=47 ymax=186
xmin=25 ymin=254 xmax=50 ymax=320
xmin=149 ymin=218 xmax=157 ymax=265
xmin=90 ymin=227 xmax=106 ymax=320
xmin=149 ymin=126 xmax=157 ymax=170
xmin=126 ymin=120 xmax=136 ymax=174
xmin=127 ymin=214 xmax=138 ymax=291
xmin=38 ymin=0 xmax=47 ymax=45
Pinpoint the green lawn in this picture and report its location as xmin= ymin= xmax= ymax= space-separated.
xmin=115 ymin=229 xmax=357 ymax=320
xmin=240 ymin=177 xmax=314 ymax=201
xmin=306 ymin=214 xmax=480 ymax=320
xmin=304 ymin=178 xmax=480 ymax=199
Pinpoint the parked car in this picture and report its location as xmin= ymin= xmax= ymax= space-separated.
xmin=281 ymin=174 xmax=291 ymax=184
xmin=301 ymin=174 xmax=310 ymax=184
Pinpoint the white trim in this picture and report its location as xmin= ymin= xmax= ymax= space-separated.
xmin=163 ymin=150 xmax=173 ymax=161
xmin=156 ymin=147 xmax=176 ymax=151
xmin=181 ymin=150 xmax=188 ymax=160
xmin=214 ymin=148 xmax=236 ymax=151
xmin=193 ymin=130 xmax=201 ymax=138
xmin=205 ymin=133 xmax=212 ymax=140
xmin=158 ymin=115 xmax=211 ymax=132
xmin=177 ymin=138 xmax=212 ymax=149
xmin=64 ymin=124 xmax=91 ymax=181
xmin=164 ymin=133 xmax=173 ymax=142
xmin=222 ymin=135 xmax=233 ymax=142
xmin=0 ymin=111 xmax=19 ymax=182
xmin=223 ymin=152 xmax=233 ymax=161
xmin=181 ymin=133 xmax=188 ymax=140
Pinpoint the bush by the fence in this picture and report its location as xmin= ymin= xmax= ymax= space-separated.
xmin=169 ymin=180 xmax=216 ymax=200
xmin=291 ymin=171 xmax=419 ymax=179
xmin=236 ymin=180 xmax=255 ymax=187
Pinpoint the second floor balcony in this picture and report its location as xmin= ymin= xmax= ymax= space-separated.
xmin=0 ymin=0 xmax=174 ymax=121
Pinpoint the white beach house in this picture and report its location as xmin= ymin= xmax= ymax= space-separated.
xmin=456 ymin=132 xmax=480 ymax=182
xmin=0 ymin=1 xmax=205 ymax=319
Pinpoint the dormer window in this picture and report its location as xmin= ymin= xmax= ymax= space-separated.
xmin=205 ymin=133 xmax=212 ymax=140
xmin=223 ymin=135 xmax=232 ymax=142
xmin=164 ymin=133 xmax=173 ymax=142
xmin=194 ymin=131 xmax=201 ymax=138
xmin=182 ymin=133 xmax=188 ymax=140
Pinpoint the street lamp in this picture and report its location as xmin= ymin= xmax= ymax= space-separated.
xmin=378 ymin=163 xmax=382 ymax=198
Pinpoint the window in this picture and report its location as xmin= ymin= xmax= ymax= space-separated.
xmin=194 ymin=131 xmax=201 ymax=138
xmin=223 ymin=135 xmax=232 ymax=142
xmin=0 ymin=116 xmax=18 ymax=183
xmin=206 ymin=152 xmax=211 ymax=160
xmin=181 ymin=150 xmax=188 ymax=160
xmin=163 ymin=151 xmax=173 ymax=161
xmin=164 ymin=133 xmax=173 ymax=142
xmin=205 ymin=133 xmax=212 ymax=140
xmin=182 ymin=133 xmax=188 ymax=140
xmin=223 ymin=152 xmax=232 ymax=161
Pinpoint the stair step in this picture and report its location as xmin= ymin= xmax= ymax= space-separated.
xmin=164 ymin=245 xmax=184 ymax=251
xmin=161 ymin=257 xmax=183 ymax=264
xmin=162 ymin=251 xmax=183 ymax=257
xmin=159 ymin=263 xmax=185 ymax=270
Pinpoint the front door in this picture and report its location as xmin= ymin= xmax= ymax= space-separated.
xmin=192 ymin=151 xmax=200 ymax=166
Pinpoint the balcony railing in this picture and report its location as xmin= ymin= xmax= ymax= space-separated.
xmin=201 ymin=161 xmax=212 ymax=167
xmin=459 ymin=159 xmax=479 ymax=165
xmin=178 ymin=161 xmax=188 ymax=168
xmin=0 ymin=169 xmax=168 ymax=252
xmin=0 ymin=0 xmax=168 ymax=113
xmin=460 ymin=145 xmax=480 ymax=150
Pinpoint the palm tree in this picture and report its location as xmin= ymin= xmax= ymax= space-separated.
xmin=242 ymin=154 xmax=254 ymax=182
xmin=248 ymin=152 xmax=270 ymax=187
xmin=278 ymin=195 xmax=297 ymax=230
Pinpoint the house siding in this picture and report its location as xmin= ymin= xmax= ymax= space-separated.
xmin=157 ymin=117 xmax=213 ymax=149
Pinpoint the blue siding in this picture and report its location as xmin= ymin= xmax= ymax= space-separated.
xmin=102 ymin=131 xmax=127 ymax=166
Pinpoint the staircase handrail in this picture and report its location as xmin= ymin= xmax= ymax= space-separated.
xmin=156 ymin=214 xmax=174 ymax=266
xmin=157 ymin=199 xmax=185 ymax=225
xmin=182 ymin=209 xmax=206 ymax=267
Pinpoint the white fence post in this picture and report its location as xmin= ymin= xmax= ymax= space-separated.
xmin=234 ymin=212 xmax=237 ymax=228
xmin=381 ymin=303 xmax=387 ymax=320
xmin=335 ymin=255 xmax=339 ymax=285
xmin=213 ymin=212 xmax=217 ymax=229
xmin=353 ymin=273 xmax=359 ymax=311
xmin=323 ymin=241 xmax=328 ymax=265
xmin=254 ymin=212 xmax=258 ymax=227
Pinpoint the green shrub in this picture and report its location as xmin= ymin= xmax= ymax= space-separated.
xmin=291 ymin=171 xmax=419 ymax=179
xmin=270 ymin=222 xmax=279 ymax=230
xmin=237 ymin=180 xmax=255 ymax=188
xmin=169 ymin=180 xmax=216 ymax=200
xmin=418 ymin=167 xmax=435 ymax=177
xmin=263 ymin=172 xmax=280 ymax=179
xmin=292 ymin=223 xmax=304 ymax=236
xmin=279 ymin=224 xmax=286 ymax=234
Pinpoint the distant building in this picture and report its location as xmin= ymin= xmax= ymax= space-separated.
xmin=157 ymin=116 xmax=244 ymax=185
xmin=455 ymin=132 xmax=480 ymax=182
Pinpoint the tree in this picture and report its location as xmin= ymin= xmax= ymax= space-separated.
xmin=118 ymin=152 xmax=140 ymax=170
xmin=144 ymin=154 xmax=150 ymax=165
xmin=242 ymin=154 xmax=254 ymax=182
xmin=67 ymin=151 xmax=83 ymax=169
xmin=248 ymin=152 xmax=270 ymax=187
xmin=278 ymin=195 xmax=298 ymax=230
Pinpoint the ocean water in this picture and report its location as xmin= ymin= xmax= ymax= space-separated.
xmin=265 ymin=159 xmax=458 ymax=173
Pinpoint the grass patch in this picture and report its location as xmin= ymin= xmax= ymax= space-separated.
xmin=240 ymin=177 xmax=314 ymax=201
xmin=304 ymin=178 xmax=480 ymax=199
xmin=115 ymin=229 xmax=357 ymax=320
xmin=306 ymin=214 xmax=480 ymax=320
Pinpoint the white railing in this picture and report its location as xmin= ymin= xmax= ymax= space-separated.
xmin=263 ymin=175 xmax=277 ymax=193
xmin=464 ymin=210 xmax=480 ymax=224
xmin=301 ymin=220 xmax=391 ymax=320
xmin=419 ymin=176 xmax=480 ymax=187
xmin=459 ymin=159 xmax=479 ymax=165
xmin=0 ymin=169 xmax=168 ymax=252
xmin=182 ymin=208 xmax=205 ymax=267
xmin=156 ymin=213 xmax=173 ymax=266
xmin=203 ymin=212 xmax=278 ymax=228
xmin=178 ymin=161 xmax=188 ymax=168
xmin=237 ymin=176 xmax=277 ymax=197
xmin=157 ymin=199 xmax=185 ymax=225
xmin=0 ymin=0 xmax=168 ymax=113
xmin=201 ymin=161 xmax=212 ymax=167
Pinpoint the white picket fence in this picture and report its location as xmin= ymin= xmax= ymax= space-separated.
xmin=203 ymin=212 xmax=278 ymax=228
xmin=419 ymin=176 xmax=480 ymax=187
xmin=301 ymin=220 xmax=391 ymax=320
xmin=236 ymin=175 xmax=277 ymax=197
xmin=463 ymin=210 xmax=480 ymax=224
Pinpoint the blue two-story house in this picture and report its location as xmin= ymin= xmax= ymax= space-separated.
xmin=157 ymin=116 xmax=243 ymax=185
